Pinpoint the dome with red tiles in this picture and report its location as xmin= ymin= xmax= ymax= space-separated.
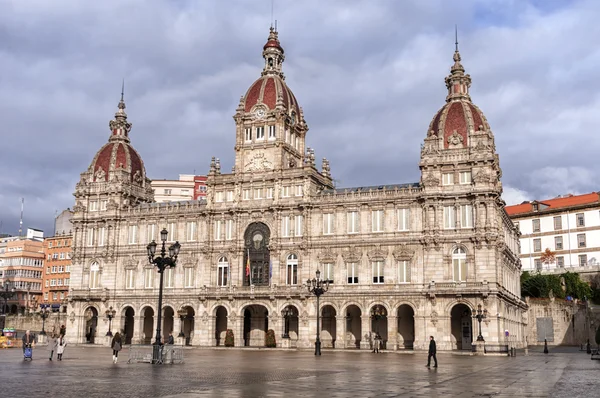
xmin=427 ymin=47 xmax=491 ymax=149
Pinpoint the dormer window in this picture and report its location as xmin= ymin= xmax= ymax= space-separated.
xmin=245 ymin=128 xmax=252 ymax=142
xmin=268 ymin=58 xmax=273 ymax=67
xmin=532 ymin=203 xmax=539 ymax=212
xmin=268 ymin=125 xmax=276 ymax=139
xmin=256 ymin=126 xmax=265 ymax=140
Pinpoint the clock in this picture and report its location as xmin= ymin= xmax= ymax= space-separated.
xmin=254 ymin=108 xmax=266 ymax=119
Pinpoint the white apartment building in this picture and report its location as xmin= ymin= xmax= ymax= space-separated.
xmin=150 ymin=174 xmax=206 ymax=203
xmin=506 ymin=193 xmax=600 ymax=272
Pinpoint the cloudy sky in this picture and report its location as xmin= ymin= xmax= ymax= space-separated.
xmin=1 ymin=0 xmax=599 ymax=236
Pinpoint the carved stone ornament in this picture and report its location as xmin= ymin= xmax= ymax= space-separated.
xmin=133 ymin=170 xmax=143 ymax=184
xmin=342 ymin=247 xmax=361 ymax=263
xmin=94 ymin=166 xmax=106 ymax=181
xmin=447 ymin=130 xmax=464 ymax=148
xmin=422 ymin=172 xmax=440 ymax=187
xmin=392 ymin=245 xmax=413 ymax=261
xmin=430 ymin=311 xmax=438 ymax=326
xmin=317 ymin=249 xmax=337 ymax=263
xmin=72 ymin=202 xmax=85 ymax=212
xmin=367 ymin=246 xmax=387 ymax=261
xmin=473 ymin=171 xmax=489 ymax=184
xmin=245 ymin=152 xmax=274 ymax=172
xmin=124 ymin=256 xmax=138 ymax=270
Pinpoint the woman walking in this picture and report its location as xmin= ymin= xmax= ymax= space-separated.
xmin=47 ymin=331 xmax=58 ymax=361
xmin=56 ymin=335 xmax=67 ymax=361
xmin=111 ymin=332 xmax=122 ymax=363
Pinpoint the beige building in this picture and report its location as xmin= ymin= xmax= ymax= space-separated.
xmin=151 ymin=175 xmax=208 ymax=203
xmin=66 ymin=28 xmax=526 ymax=350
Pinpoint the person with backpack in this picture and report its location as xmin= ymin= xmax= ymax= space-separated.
xmin=111 ymin=332 xmax=123 ymax=363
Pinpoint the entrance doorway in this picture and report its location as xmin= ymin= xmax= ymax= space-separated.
xmin=451 ymin=304 xmax=473 ymax=350
xmin=163 ymin=307 xmax=174 ymax=341
xmin=142 ymin=307 xmax=154 ymax=344
xmin=346 ymin=305 xmax=362 ymax=349
xmin=243 ymin=305 xmax=269 ymax=346
xmin=397 ymin=304 xmax=415 ymax=349
xmin=122 ymin=307 xmax=135 ymax=345
xmin=84 ymin=307 xmax=98 ymax=344
xmin=243 ymin=223 xmax=271 ymax=286
xmin=321 ymin=305 xmax=336 ymax=348
xmin=215 ymin=306 xmax=228 ymax=346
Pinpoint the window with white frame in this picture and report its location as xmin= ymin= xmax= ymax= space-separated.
xmin=245 ymin=127 xmax=252 ymax=141
xmin=460 ymin=205 xmax=473 ymax=228
xmin=256 ymin=126 xmax=265 ymax=140
xmin=125 ymin=270 xmax=135 ymax=289
xmin=553 ymin=216 xmax=562 ymax=230
xmin=100 ymin=200 xmax=107 ymax=211
xmin=89 ymin=262 xmax=100 ymax=289
xmin=98 ymin=227 xmax=105 ymax=246
xmin=281 ymin=216 xmax=291 ymax=238
xmin=57 ymin=279 xmax=62 ymax=286
xmin=184 ymin=267 xmax=194 ymax=288
xmin=322 ymin=263 xmax=334 ymax=284
xmin=215 ymin=192 xmax=224 ymax=202
xmin=398 ymin=260 xmax=410 ymax=283
xmin=164 ymin=268 xmax=174 ymax=288
xmin=532 ymin=219 xmax=540 ymax=233
xmin=147 ymin=224 xmax=156 ymax=243
xmin=534 ymin=258 xmax=542 ymax=271
xmin=459 ymin=171 xmax=472 ymax=184
xmin=347 ymin=262 xmax=358 ymax=284
xmin=167 ymin=222 xmax=177 ymax=241
xmin=50 ymin=279 xmax=56 ymax=286
xmin=144 ymin=268 xmax=154 ymax=289
xmin=555 ymin=236 xmax=563 ymax=250
xmin=443 ymin=206 xmax=456 ymax=229
xmin=557 ymin=256 xmax=565 ymax=268
xmin=372 ymin=210 xmax=384 ymax=232
xmin=452 ymin=247 xmax=467 ymax=282
xmin=294 ymin=215 xmax=303 ymax=237
xmin=281 ymin=186 xmax=290 ymax=197
xmin=372 ymin=261 xmax=384 ymax=284
xmin=266 ymin=187 xmax=273 ymax=199
xmin=89 ymin=201 xmax=98 ymax=211
xmin=442 ymin=173 xmax=454 ymax=185
xmin=243 ymin=189 xmax=250 ymax=200
xmin=576 ymin=213 xmax=585 ymax=227
xmin=578 ymin=233 xmax=586 ymax=248
xmin=128 ymin=225 xmax=138 ymax=244
xmin=226 ymin=191 xmax=234 ymax=202
xmin=268 ymin=125 xmax=276 ymax=139
xmin=286 ymin=254 xmax=298 ymax=285
xmin=45 ymin=280 xmax=49 ymax=287
xmin=217 ymin=257 xmax=229 ymax=287
xmin=347 ymin=211 xmax=359 ymax=234
xmin=295 ymin=185 xmax=303 ymax=197
xmin=87 ymin=228 xmax=95 ymax=247
xmin=398 ymin=208 xmax=410 ymax=231
xmin=214 ymin=220 xmax=222 ymax=241
xmin=579 ymin=254 xmax=587 ymax=266
xmin=254 ymin=188 xmax=262 ymax=199
xmin=323 ymin=213 xmax=334 ymax=235
xmin=226 ymin=220 xmax=234 ymax=240
xmin=533 ymin=238 xmax=541 ymax=252
xmin=186 ymin=222 xmax=196 ymax=242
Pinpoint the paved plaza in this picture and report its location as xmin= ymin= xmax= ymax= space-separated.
xmin=0 ymin=346 xmax=598 ymax=397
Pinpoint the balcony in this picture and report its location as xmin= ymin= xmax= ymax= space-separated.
xmin=69 ymin=288 xmax=110 ymax=302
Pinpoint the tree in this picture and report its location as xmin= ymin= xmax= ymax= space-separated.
xmin=540 ymin=248 xmax=556 ymax=269
xmin=561 ymin=272 xmax=592 ymax=300
xmin=224 ymin=329 xmax=234 ymax=347
xmin=265 ymin=329 xmax=276 ymax=348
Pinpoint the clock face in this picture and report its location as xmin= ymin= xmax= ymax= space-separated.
xmin=255 ymin=108 xmax=265 ymax=118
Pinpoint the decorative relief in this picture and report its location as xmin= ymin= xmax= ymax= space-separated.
xmin=94 ymin=166 xmax=106 ymax=181
xmin=124 ymin=257 xmax=138 ymax=270
xmin=473 ymin=171 xmax=489 ymax=184
xmin=133 ymin=170 xmax=143 ymax=185
xmin=317 ymin=248 xmax=337 ymax=263
xmin=422 ymin=172 xmax=439 ymax=187
xmin=430 ymin=311 xmax=438 ymax=326
xmin=392 ymin=245 xmax=413 ymax=261
xmin=245 ymin=152 xmax=273 ymax=172
xmin=367 ymin=246 xmax=387 ymax=261
xmin=447 ymin=130 xmax=464 ymax=148
xmin=341 ymin=247 xmax=361 ymax=263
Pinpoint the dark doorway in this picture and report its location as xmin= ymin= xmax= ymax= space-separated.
xmin=123 ymin=307 xmax=134 ymax=345
xmin=84 ymin=307 xmax=98 ymax=344
xmin=243 ymin=223 xmax=271 ymax=286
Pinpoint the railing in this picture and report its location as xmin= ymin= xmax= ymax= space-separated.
xmin=127 ymin=344 xmax=184 ymax=364
xmin=471 ymin=344 xmax=509 ymax=354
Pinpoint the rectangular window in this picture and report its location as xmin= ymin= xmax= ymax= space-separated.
xmin=553 ymin=216 xmax=562 ymax=230
xmin=372 ymin=261 xmax=384 ymax=284
xmin=226 ymin=220 xmax=234 ymax=241
xmin=217 ymin=263 xmax=228 ymax=287
xmin=128 ymin=225 xmax=137 ymax=244
xmin=184 ymin=267 xmax=194 ymax=288
xmin=167 ymin=222 xmax=177 ymax=241
xmin=442 ymin=173 xmax=454 ymax=185
xmin=66 ymin=265 xmax=70 ymax=273
xmin=281 ymin=216 xmax=290 ymax=238
xmin=125 ymin=270 xmax=135 ymax=289
xmin=215 ymin=192 xmax=224 ymax=202
xmin=295 ymin=185 xmax=303 ymax=197
xmin=557 ymin=256 xmax=564 ymax=268
xmin=45 ymin=280 xmax=49 ymax=287
xmin=286 ymin=261 xmax=298 ymax=286
xmin=555 ymin=236 xmax=563 ymax=250
xmin=372 ymin=210 xmax=384 ymax=232
xmin=398 ymin=260 xmax=410 ymax=283
xmin=323 ymin=213 xmax=334 ymax=235
xmin=453 ymin=256 xmax=467 ymax=282
xmin=347 ymin=263 xmax=358 ymax=284
xmin=579 ymin=254 xmax=588 ymax=267
xmin=534 ymin=259 xmax=542 ymax=271
xmin=256 ymin=126 xmax=265 ymax=140
xmin=576 ymin=213 xmax=585 ymax=227
xmin=89 ymin=263 xmax=100 ymax=289
xmin=245 ymin=127 xmax=252 ymax=141
xmin=86 ymin=229 xmax=95 ymax=247
xmin=347 ymin=211 xmax=359 ymax=234
xmin=443 ymin=206 xmax=455 ymax=229
xmin=48 ymin=242 xmax=52 ymax=248
xmin=533 ymin=238 xmax=541 ymax=252
xmin=460 ymin=205 xmax=473 ymax=228
xmin=186 ymin=222 xmax=197 ymax=242
xmin=57 ymin=279 xmax=62 ymax=286
xmin=459 ymin=171 xmax=472 ymax=184
xmin=89 ymin=201 xmax=98 ymax=211
xmin=181 ymin=189 xmax=189 ymax=196
xmin=281 ymin=186 xmax=290 ymax=198
xmin=266 ymin=187 xmax=273 ymax=199
xmin=398 ymin=208 xmax=410 ymax=231
xmin=577 ymin=233 xmax=586 ymax=248
xmin=147 ymin=224 xmax=156 ymax=243
xmin=243 ymin=189 xmax=250 ymax=200
xmin=164 ymin=268 xmax=174 ymax=288
xmin=215 ymin=220 xmax=222 ymax=241
xmin=226 ymin=191 xmax=234 ymax=202
xmin=164 ymin=189 xmax=172 ymax=195
xmin=268 ymin=125 xmax=276 ymax=139
xmin=254 ymin=188 xmax=262 ymax=199
xmin=532 ymin=219 xmax=541 ymax=233
xmin=322 ymin=263 xmax=334 ymax=284
xmin=44 ymin=292 xmax=48 ymax=300
xmin=100 ymin=200 xmax=107 ymax=211
xmin=294 ymin=215 xmax=303 ymax=237
xmin=53 ymin=292 xmax=58 ymax=300
xmin=98 ymin=227 xmax=105 ymax=247
xmin=144 ymin=268 xmax=154 ymax=289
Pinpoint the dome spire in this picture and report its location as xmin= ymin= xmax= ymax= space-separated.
xmin=109 ymin=79 xmax=132 ymax=142
xmin=262 ymin=24 xmax=285 ymax=78
xmin=445 ymin=26 xmax=472 ymax=102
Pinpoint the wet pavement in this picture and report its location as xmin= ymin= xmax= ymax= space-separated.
xmin=0 ymin=345 xmax=598 ymax=397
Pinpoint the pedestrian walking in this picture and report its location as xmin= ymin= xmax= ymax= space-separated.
xmin=22 ymin=330 xmax=35 ymax=359
xmin=59 ymin=325 xmax=66 ymax=337
xmin=167 ymin=332 xmax=174 ymax=345
xmin=111 ymin=332 xmax=123 ymax=363
xmin=47 ymin=331 xmax=58 ymax=361
xmin=56 ymin=335 xmax=67 ymax=361
xmin=426 ymin=336 xmax=438 ymax=368
xmin=373 ymin=333 xmax=382 ymax=353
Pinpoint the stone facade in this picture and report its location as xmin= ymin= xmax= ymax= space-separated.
xmin=65 ymin=28 xmax=527 ymax=351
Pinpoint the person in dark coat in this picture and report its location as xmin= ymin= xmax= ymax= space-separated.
xmin=167 ymin=332 xmax=174 ymax=345
xmin=426 ymin=336 xmax=438 ymax=368
xmin=111 ymin=332 xmax=123 ymax=363
xmin=21 ymin=330 xmax=35 ymax=354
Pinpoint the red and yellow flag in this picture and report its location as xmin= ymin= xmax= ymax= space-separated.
xmin=245 ymin=252 xmax=250 ymax=277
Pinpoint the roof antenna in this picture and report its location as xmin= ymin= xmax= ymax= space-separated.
xmin=18 ymin=197 xmax=24 ymax=236
xmin=275 ymin=19 xmax=277 ymax=32
xmin=455 ymin=24 xmax=459 ymax=52
xmin=121 ymin=78 xmax=125 ymax=102
xmin=271 ymin=0 xmax=274 ymax=28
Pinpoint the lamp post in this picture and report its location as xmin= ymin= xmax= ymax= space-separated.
xmin=474 ymin=304 xmax=488 ymax=342
xmin=0 ymin=281 xmax=16 ymax=316
xmin=146 ymin=228 xmax=181 ymax=364
xmin=307 ymin=270 xmax=329 ymax=356
xmin=282 ymin=307 xmax=291 ymax=339
xmin=25 ymin=282 xmax=31 ymax=315
xmin=105 ymin=306 xmax=116 ymax=336
xmin=39 ymin=307 xmax=50 ymax=336
xmin=177 ymin=308 xmax=187 ymax=338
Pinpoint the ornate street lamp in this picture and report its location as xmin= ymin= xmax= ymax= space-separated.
xmin=39 ymin=307 xmax=50 ymax=336
xmin=281 ymin=307 xmax=292 ymax=339
xmin=307 ymin=270 xmax=329 ymax=356
xmin=147 ymin=228 xmax=181 ymax=364
xmin=177 ymin=308 xmax=188 ymax=338
xmin=105 ymin=306 xmax=117 ymax=336
xmin=0 ymin=281 xmax=16 ymax=316
xmin=370 ymin=304 xmax=386 ymax=334
xmin=474 ymin=304 xmax=488 ymax=342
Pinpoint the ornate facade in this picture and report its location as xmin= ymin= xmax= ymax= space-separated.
xmin=66 ymin=28 xmax=527 ymax=351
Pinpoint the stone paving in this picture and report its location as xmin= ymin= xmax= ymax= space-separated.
xmin=0 ymin=346 xmax=598 ymax=397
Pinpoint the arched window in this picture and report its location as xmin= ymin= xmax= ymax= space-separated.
xmin=217 ymin=256 xmax=229 ymax=287
xmin=89 ymin=262 xmax=100 ymax=289
xmin=452 ymin=247 xmax=467 ymax=282
xmin=286 ymin=254 xmax=298 ymax=285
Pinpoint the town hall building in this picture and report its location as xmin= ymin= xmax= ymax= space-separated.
xmin=65 ymin=28 xmax=527 ymax=351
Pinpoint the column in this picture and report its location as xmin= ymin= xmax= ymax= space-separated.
xmin=235 ymin=314 xmax=244 ymax=347
xmin=133 ymin=315 xmax=142 ymax=344
xmin=360 ymin=315 xmax=371 ymax=350
xmin=387 ymin=315 xmax=398 ymax=351
xmin=335 ymin=314 xmax=346 ymax=349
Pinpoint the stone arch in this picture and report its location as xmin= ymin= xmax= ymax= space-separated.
xmin=280 ymin=303 xmax=300 ymax=343
xmin=140 ymin=306 xmax=155 ymax=344
xmin=368 ymin=303 xmax=388 ymax=348
xmin=243 ymin=222 xmax=271 ymax=286
xmin=450 ymin=303 xmax=473 ymax=351
xmin=209 ymin=302 xmax=233 ymax=316
xmin=444 ymin=299 xmax=475 ymax=315
xmin=238 ymin=301 xmax=274 ymax=317
xmin=340 ymin=301 xmax=365 ymax=317
xmin=180 ymin=305 xmax=196 ymax=346
xmin=214 ymin=305 xmax=228 ymax=346
xmin=82 ymin=305 xmax=99 ymax=344
xmin=342 ymin=303 xmax=363 ymax=349
xmin=241 ymin=303 xmax=270 ymax=347
xmin=121 ymin=305 xmax=135 ymax=345
xmin=396 ymin=304 xmax=415 ymax=350
xmin=321 ymin=304 xmax=337 ymax=348
xmin=162 ymin=305 xmax=175 ymax=338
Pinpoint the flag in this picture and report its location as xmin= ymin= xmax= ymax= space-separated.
xmin=245 ymin=251 xmax=250 ymax=277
